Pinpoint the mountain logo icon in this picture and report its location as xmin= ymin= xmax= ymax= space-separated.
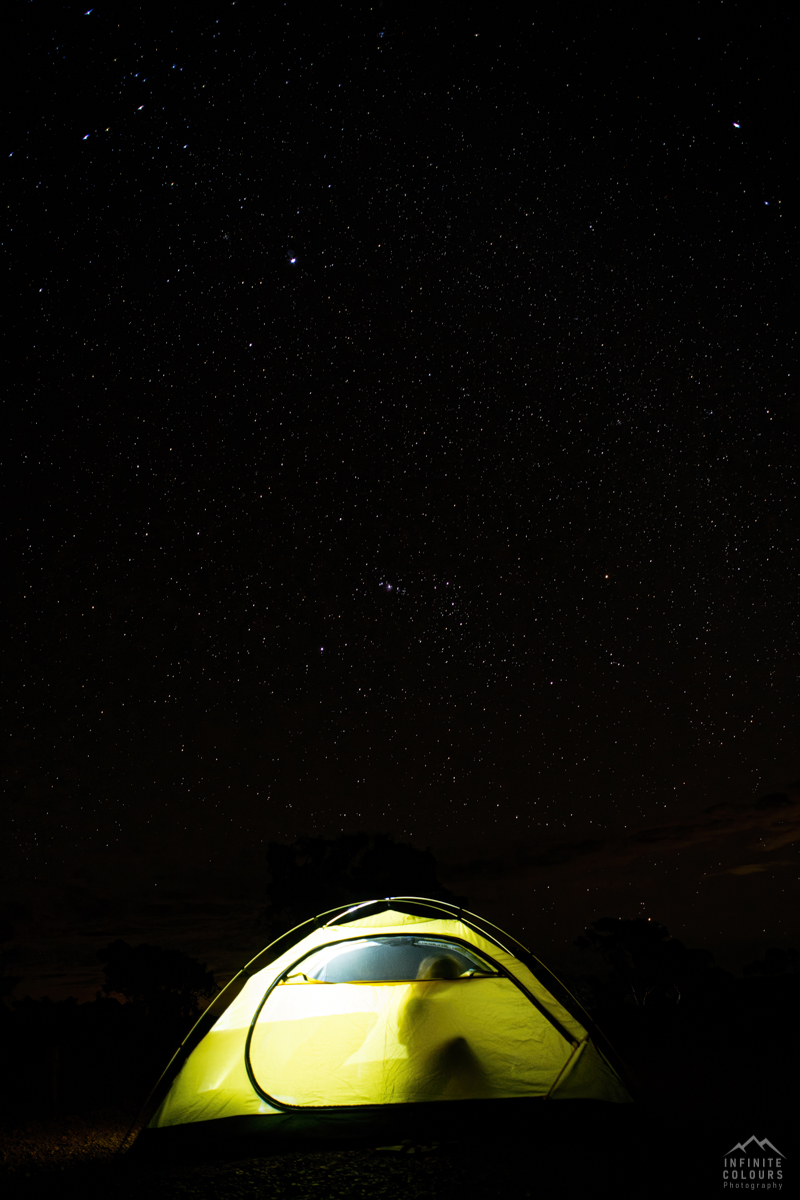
xmin=725 ymin=1136 xmax=786 ymax=1159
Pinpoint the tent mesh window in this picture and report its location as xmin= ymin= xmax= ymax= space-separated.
xmin=285 ymin=937 xmax=499 ymax=983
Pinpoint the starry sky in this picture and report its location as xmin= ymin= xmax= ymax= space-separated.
xmin=4 ymin=3 xmax=798 ymax=1000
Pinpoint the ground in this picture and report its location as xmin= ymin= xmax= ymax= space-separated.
xmin=1 ymin=1097 xmax=762 ymax=1199
xmin=1 ymin=1108 xmax=536 ymax=1199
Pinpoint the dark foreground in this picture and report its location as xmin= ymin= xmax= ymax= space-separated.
xmin=2 ymin=1094 xmax=793 ymax=1200
xmin=4 ymin=977 xmax=798 ymax=1196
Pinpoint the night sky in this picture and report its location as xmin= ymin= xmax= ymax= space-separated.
xmin=4 ymin=4 xmax=798 ymax=1002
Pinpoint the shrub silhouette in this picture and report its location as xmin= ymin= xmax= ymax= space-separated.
xmin=97 ymin=940 xmax=218 ymax=1028
xmin=262 ymin=831 xmax=463 ymax=936
xmin=574 ymin=917 xmax=713 ymax=1006
xmin=0 ymin=952 xmax=22 ymax=1009
xmin=742 ymin=946 xmax=800 ymax=977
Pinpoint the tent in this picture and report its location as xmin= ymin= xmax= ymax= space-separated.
xmin=134 ymin=898 xmax=632 ymax=1150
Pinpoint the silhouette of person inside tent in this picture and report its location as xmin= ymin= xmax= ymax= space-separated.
xmin=395 ymin=954 xmax=489 ymax=1100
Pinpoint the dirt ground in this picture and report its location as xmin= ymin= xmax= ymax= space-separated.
xmin=0 ymin=1108 xmax=539 ymax=1200
xmin=1 ymin=1095 xmax=791 ymax=1199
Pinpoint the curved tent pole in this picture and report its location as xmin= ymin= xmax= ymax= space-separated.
xmin=115 ymin=902 xmax=368 ymax=1156
xmin=329 ymin=894 xmax=528 ymax=955
xmin=322 ymin=897 xmax=392 ymax=926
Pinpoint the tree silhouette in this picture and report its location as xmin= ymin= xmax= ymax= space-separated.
xmin=742 ymin=947 xmax=800 ymax=977
xmin=0 ymin=951 xmax=22 ymax=1010
xmin=574 ymin=917 xmax=713 ymax=1006
xmin=97 ymin=940 xmax=218 ymax=1026
xmin=263 ymin=832 xmax=462 ymax=937
xmin=0 ymin=921 xmax=22 ymax=1010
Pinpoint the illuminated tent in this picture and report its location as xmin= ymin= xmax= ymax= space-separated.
xmin=134 ymin=899 xmax=632 ymax=1149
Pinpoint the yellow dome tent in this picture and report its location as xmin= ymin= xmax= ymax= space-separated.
xmin=132 ymin=898 xmax=632 ymax=1151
